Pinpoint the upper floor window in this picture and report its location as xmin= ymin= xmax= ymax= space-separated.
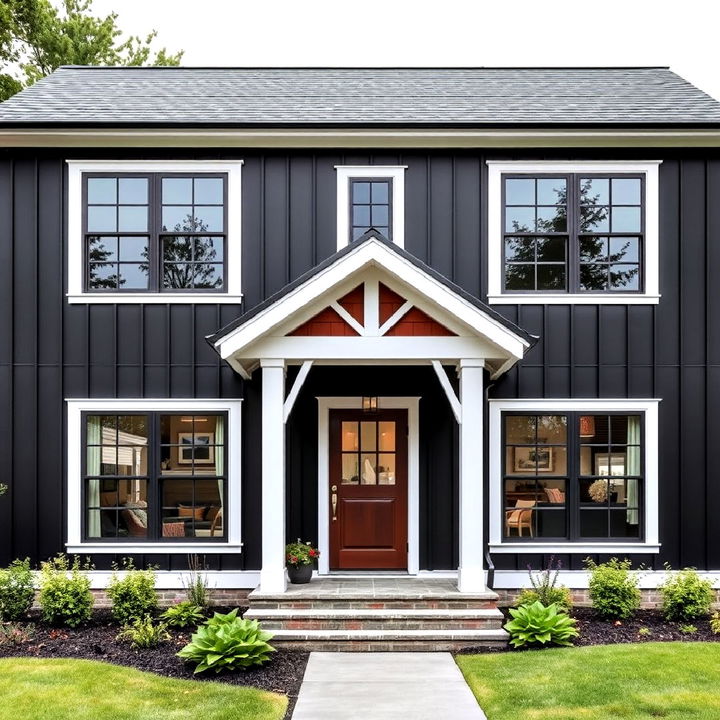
xmin=336 ymin=166 xmax=406 ymax=250
xmin=487 ymin=161 xmax=660 ymax=305
xmin=67 ymin=161 xmax=242 ymax=304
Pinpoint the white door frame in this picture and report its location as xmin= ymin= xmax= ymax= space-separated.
xmin=317 ymin=396 xmax=420 ymax=575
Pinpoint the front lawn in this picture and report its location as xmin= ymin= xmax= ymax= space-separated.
xmin=457 ymin=643 xmax=720 ymax=719
xmin=0 ymin=658 xmax=287 ymax=720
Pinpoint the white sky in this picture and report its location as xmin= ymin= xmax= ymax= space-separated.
xmin=91 ymin=0 xmax=720 ymax=101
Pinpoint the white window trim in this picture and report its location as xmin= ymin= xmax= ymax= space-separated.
xmin=488 ymin=398 xmax=661 ymax=554
xmin=486 ymin=160 xmax=661 ymax=305
xmin=335 ymin=165 xmax=406 ymax=250
xmin=66 ymin=398 xmax=243 ymax=553
xmin=66 ymin=160 xmax=243 ymax=304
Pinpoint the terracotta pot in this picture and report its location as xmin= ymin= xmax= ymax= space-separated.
xmin=287 ymin=564 xmax=313 ymax=584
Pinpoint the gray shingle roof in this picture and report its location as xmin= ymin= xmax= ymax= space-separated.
xmin=1 ymin=66 xmax=719 ymax=127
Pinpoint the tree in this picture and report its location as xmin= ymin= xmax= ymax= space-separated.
xmin=0 ymin=0 xmax=183 ymax=101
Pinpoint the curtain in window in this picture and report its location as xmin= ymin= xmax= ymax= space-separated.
xmin=86 ymin=417 xmax=102 ymax=538
xmin=215 ymin=416 xmax=224 ymax=535
xmin=626 ymin=417 xmax=641 ymax=525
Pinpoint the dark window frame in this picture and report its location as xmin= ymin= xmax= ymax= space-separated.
xmin=349 ymin=177 xmax=393 ymax=243
xmin=502 ymin=173 xmax=645 ymax=294
xmin=82 ymin=172 xmax=228 ymax=294
xmin=81 ymin=411 xmax=229 ymax=543
xmin=501 ymin=411 xmax=645 ymax=543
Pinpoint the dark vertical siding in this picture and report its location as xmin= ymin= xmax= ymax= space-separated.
xmin=0 ymin=148 xmax=719 ymax=574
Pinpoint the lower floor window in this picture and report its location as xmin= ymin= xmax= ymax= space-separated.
xmin=503 ymin=412 xmax=643 ymax=541
xmin=84 ymin=412 xmax=226 ymax=541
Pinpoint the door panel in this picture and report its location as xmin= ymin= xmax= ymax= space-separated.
xmin=329 ymin=409 xmax=408 ymax=569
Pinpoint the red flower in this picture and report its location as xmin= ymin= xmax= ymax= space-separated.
xmin=309 ymin=549 xmax=318 ymax=557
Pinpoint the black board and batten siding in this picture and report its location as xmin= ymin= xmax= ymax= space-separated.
xmin=0 ymin=149 xmax=719 ymax=575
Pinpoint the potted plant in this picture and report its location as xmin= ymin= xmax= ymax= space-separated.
xmin=285 ymin=539 xmax=320 ymax=584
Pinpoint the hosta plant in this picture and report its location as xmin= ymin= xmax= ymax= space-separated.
xmin=504 ymin=600 xmax=579 ymax=648
xmin=177 ymin=608 xmax=276 ymax=673
xmin=161 ymin=600 xmax=205 ymax=628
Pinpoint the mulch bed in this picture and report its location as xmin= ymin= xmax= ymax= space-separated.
xmin=457 ymin=606 xmax=720 ymax=654
xmin=0 ymin=608 xmax=308 ymax=720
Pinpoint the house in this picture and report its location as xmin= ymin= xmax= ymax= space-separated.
xmin=1 ymin=66 xmax=719 ymax=646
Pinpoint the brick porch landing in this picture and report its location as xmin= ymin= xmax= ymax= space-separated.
xmin=245 ymin=577 xmax=508 ymax=651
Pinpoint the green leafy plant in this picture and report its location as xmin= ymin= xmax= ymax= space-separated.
xmin=38 ymin=555 xmax=94 ymax=627
xmin=504 ymin=601 xmax=579 ymax=648
xmin=161 ymin=601 xmax=205 ymax=628
xmin=0 ymin=558 xmax=35 ymax=621
xmin=106 ymin=559 xmax=158 ymax=625
xmin=711 ymin=612 xmax=720 ymax=635
xmin=679 ymin=624 xmax=698 ymax=634
xmin=177 ymin=608 xmax=276 ymax=673
xmin=659 ymin=566 xmax=714 ymax=622
xmin=0 ymin=621 xmax=34 ymax=646
xmin=585 ymin=557 xmax=641 ymax=620
xmin=516 ymin=557 xmax=572 ymax=611
xmin=183 ymin=555 xmax=211 ymax=610
xmin=285 ymin=540 xmax=320 ymax=568
xmin=0 ymin=483 xmax=7 ymax=496
xmin=116 ymin=615 xmax=170 ymax=649
xmin=638 ymin=626 xmax=651 ymax=637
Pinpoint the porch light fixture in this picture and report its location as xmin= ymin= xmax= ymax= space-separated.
xmin=362 ymin=396 xmax=378 ymax=414
xmin=579 ymin=415 xmax=596 ymax=437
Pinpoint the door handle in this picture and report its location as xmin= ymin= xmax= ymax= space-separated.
xmin=331 ymin=485 xmax=338 ymax=521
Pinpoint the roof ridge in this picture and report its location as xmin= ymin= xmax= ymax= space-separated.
xmin=55 ymin=65 xmax=673 ymax=71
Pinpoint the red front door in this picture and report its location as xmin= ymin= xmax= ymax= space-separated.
xmin=329 ymin=409 xmax=408 ymax=570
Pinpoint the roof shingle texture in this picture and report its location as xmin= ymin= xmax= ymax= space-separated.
xmin=1 ymin=66 xmax=719 ymax=126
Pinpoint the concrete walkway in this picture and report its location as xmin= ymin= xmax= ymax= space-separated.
xmin=292 ymin=652 xmax=487 ymax=719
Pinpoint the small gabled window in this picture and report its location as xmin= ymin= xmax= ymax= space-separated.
xmin=336 ymin=166 xmax=406 ymax=250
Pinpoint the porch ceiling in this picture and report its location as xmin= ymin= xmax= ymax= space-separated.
xmin=208 ymin=232 xmax=537 ymax=379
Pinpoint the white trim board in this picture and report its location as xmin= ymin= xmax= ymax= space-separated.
xmin=335 ymin=166 xmax=406 ymax=250
xmin=69 ymin=570 xmax=261 ymax=590
xmin=486 ymin=160 xmax=661 ymax=305
xmin=66 ymin=160 xmax=243 ymax=304
xmin=492 ymin=570 xmax=720 ymax=590
xmin=66 ymin=398 xmax=243 ymax=553
xmin=316 ymin=397 xmax=420 ymax=576
xmin=488 ymin=398 xmax=660 ymax=552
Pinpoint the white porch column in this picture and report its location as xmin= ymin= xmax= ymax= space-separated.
xmin=260 ymin=358 xmax=287 ymax=593
xmin=457 ymin=359 xmax=486 ymax=593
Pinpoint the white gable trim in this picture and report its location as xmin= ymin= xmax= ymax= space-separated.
xmin=215 ymin=236 xmax=531 ymax=367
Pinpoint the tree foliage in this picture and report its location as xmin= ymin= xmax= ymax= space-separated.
xmin=0 ymin=0 xmax=183 ymax=101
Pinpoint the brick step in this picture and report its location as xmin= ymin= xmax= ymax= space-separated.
xmin=268 ymin=627 xmax=509 ymax=652
xmin=248 ymin=597 xmax=500 ymax=610
xmin=245 ymin=607 xmax=505 ymax=631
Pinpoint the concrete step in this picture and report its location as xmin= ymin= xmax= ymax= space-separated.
xmin=268 ymin=627 xmax=510 ymax=652
xmin=246 ymin=606 xmax=505 ymax=631
xmin=248 ymin=595 xmax=500 ymax=610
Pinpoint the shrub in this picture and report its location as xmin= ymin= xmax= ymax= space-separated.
xmin=177 ymin=608 xmax=276 ymax=673
xmin=0 ymin=622 xmax=34 ymax=646
xmin=638 ymin=626 xmax=651 ymax=637
xmin=659 ymin=567 xmax=714 ymax=622
xmin=516 ymin=557 xmax=572 ymax=611
xmin=116 ymin=616 xmax=170 ymax=649
xmin=679 ymin=624 xmax=697 ymax=634
xmin=711 ymin=612 xmax=720 ymax=635
xmin=504 ymin=600 xmax=579 ymax=649
xmin=161 ymin=600 xmax=205 ymax=628
xmin=183 ymin=555 xmax=211 ymax=610
xmin=585 ymin=557 xmax=640 ymax=620
xmin=106 ymin=560 xmax=158 ymax=625
xmin=0 ymin=559 xmax=35 ymax=621
xmin=38 ymin=555 xmax=93 ymax=627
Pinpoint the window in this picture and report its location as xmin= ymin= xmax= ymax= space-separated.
xmin=84 ymin=412 xmax=227 ymax=542
xmin=487 ymin=161 xmax=660 ymax=304
xmin=503 ymin=412 xmax=642 ymax=541
xmin=335 ymin=166 xmax=406 ymax=250
xmin=489 ymin=400 xmax=660 ymax=552
xmin=67 ymin=161 xmax=242 ymax=303
xmin=67 ymin=399 xmax=242 ymax=551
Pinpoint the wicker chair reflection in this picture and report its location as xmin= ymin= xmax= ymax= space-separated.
xmin=505 ymin=500 xmax=536 ymax=537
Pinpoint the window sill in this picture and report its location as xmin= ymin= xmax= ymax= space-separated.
xmin=66 ymin=543 xmax=243 ymax=554
xmin=487 ymin=294 xmax=660 ymax=306
xmin=489 ymin=542 xmax=661 ymax=554
xmin=66 ymin=293 xmax=244 ymax=305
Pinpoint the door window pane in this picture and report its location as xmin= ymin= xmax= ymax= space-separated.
xmin=342 ymin=422 xmax=359 ymax=451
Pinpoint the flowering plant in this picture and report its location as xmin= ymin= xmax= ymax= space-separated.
xmin=285 ymin=540 xmax=320 ymax=568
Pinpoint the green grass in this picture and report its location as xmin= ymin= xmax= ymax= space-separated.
xmin=0 ymin=658 xmax=287 ymax=720
xmin=457 ymin=643 xmax=720 ymax=719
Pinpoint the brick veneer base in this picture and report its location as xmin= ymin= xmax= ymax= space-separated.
xmin=494 ymin=588 xmax=720 ymax=609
